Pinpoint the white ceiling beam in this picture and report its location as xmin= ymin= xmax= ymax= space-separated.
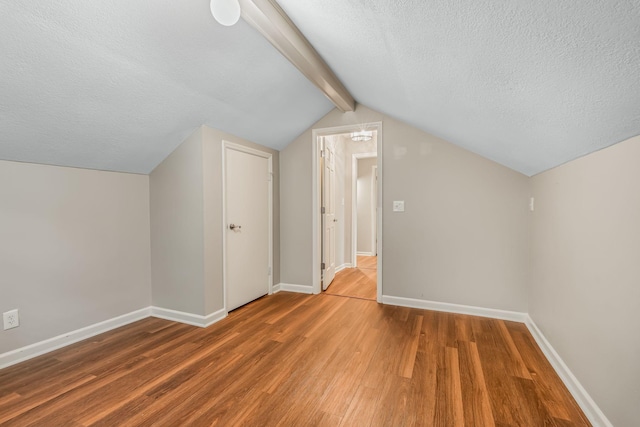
xmin=239 ymin=0 xmax=355 ymax=112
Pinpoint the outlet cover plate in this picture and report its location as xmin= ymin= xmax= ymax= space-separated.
xmin=393 ymin=201 xmax=405 ymax=212
xmin=3 ymin=309 xmax=19 ymax=330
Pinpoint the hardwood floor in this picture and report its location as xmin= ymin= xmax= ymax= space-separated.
xmin=325 ymin=255 xmax=377 ymax=300
xmin=0 ymin=292 xmax=590 ymax=426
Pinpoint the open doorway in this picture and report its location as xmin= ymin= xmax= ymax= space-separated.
xmin=324 ymin=154 xmax=378 ymax=300
xmin=312 ymin=122 xmax=382 ymax=302
xmin=353 ymin=153 xmax=377 ymax=262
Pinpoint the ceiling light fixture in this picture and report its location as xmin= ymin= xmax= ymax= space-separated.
xmin=351 ymin=130 xmax=373 ymax=142
xmin=210 ymin=0 xmax=241 ymax=26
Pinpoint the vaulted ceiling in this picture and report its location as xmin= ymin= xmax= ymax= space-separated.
xmin=2 ymin=0 xmax=639 ymax=176
xmin=0 ymin=1 xmax=333 ymax=173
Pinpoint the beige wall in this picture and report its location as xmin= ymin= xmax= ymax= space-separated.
xmin=150 ymin=128 xmax=206 ymax=315
xmin=150 ymin=125 xmax=280 ymax=316
xmin=0 ymin=160 xmax=151 ymax=354
xmin=281 ymin=127 xmax=314 ymax=286
xmin=530 ymin=135 xmax=640 ymax=426
xmin=357 ymin=157 xmax=377 ymax=255
xmin=281 ymin=104 xmax=530 ymax=311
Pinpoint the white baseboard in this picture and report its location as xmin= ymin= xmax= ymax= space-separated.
xmin=336 ymin=263 xmax=352 ymax=273
xmin=273 ymin=283 xmax=314 ymax=294
xmin=0 ymin=307 xmax=151 ymax=370
xmin=0 ymin=305 xmax=229 ymax=370
xmin=356 ymin=251 xmax=375 ymax=256
xmin=380 ymin=295 xmax=610 ymax=426
xmin=525 ymin=317 xmax=612 ymax=427
xmin=0 ymin=296 xmax=612 ymax=426
xmin=151 ymin=307 xmax=227 ymax=328
xmin=381 ymin=295 xmax=528 ymax=322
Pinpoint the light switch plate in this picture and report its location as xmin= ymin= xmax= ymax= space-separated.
xmin=393 ymin=201 xmax=405 ymax=212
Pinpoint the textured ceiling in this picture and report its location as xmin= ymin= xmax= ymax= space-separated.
xmin=277 ymin=0 xmax=640 ymax=176
xmin=2 ymin=1 xmax=639 ymax=176
xmin=0 ymin=1 xmax=333 ymax=173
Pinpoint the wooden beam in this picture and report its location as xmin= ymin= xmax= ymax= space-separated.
xmin=239 ymin=0 xmax=356 ymax=112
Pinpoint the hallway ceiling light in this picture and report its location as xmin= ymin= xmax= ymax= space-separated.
xmin=210 ymin=0 xmax=241 ymax=26
xmin=351 ymin=131 xmax=373 ymax=142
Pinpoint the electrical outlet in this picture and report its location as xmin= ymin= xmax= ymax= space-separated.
xmin=3 ymin=309 xmax=19 ymax=330
xmin=393 ymin=200 xmax=405 ymax=212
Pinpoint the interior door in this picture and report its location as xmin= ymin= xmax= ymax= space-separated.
xmin=225 ymin=145 xmax=270 ymax=311
xmin=322 ymin=145 xmax=336 ymax=290
xmin=372 ymin=165 xmax=378 ymax=256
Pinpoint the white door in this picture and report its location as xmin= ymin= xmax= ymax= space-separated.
xmin=372 ymin=165 xmax=378 ymax=256
xmin=224 ymin=144 xmax=271 ymax=311
xmin=322 ymin=145 xmax=336 ymax=290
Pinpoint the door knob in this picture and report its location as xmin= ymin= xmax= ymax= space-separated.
xmin=229 ymin=224 xmax=241 ymax=230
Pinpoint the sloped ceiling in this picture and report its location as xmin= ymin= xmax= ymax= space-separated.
xmin=277 ymin=0 xmax=640 ymax=176
xmin=0 ymin=0 xmax=333 ymax=174
xmin=1 ymin=1 xmax=639 ymax=176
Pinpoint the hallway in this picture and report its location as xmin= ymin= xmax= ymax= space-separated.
xmin=325 ymin=256 xmax=377 ymax=300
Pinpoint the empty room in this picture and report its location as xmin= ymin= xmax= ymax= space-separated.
xmin=1 ymin=1 xmax=638 ymax=426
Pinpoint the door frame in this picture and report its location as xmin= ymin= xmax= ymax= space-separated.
xmin=222 ymin=140 xmax=273 ymax=313
xmin=352 ymin=152 xmax=377 ymax=263
xmin=311 ymin=122 xmax=383 ymax=302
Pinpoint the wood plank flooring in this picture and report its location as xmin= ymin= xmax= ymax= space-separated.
xmin=325 ymin=255 xmax=377 ymax=300
xmin=0 ymin=292 xmax=590 ymax=426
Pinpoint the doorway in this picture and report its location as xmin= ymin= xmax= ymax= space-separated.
xmin=223 ymin=141 xmax=273 ymax=312
xmin=324 ymin=254 xmax=378 ymax=300
xmin=352 ymin=153 xmax=377 ymax=263
xmin=312 ymin=123 xmax=382 ymax=302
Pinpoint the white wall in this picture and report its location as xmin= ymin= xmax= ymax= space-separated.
xmin=0 ymin=160 xmax=151 ymax=354
xmin=280 ymin=104 xmax=530 ymax=311
xmin=530 ymin=135 xmax=640 ymax=427
xmin=150 ymin=125 xmax=279 ymax=317
xmin=357 ymin=157 xmax=377 ymax=255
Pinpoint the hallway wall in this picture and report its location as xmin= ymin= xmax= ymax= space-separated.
xmin=280 ymin=104 xmax=530 ymax=312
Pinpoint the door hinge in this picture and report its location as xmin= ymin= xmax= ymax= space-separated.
xmin=268 ymin=266 xmax=272 ymax=276
xmin=321 ymin=206 xmax=326 ymax=214
xmin=267 ymin=172 xmax=272 ymax=182
xmin=320 ymin=149 xmax=325 ymax=158
xmin=321 ymin=262 xmax=325 ymax=270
